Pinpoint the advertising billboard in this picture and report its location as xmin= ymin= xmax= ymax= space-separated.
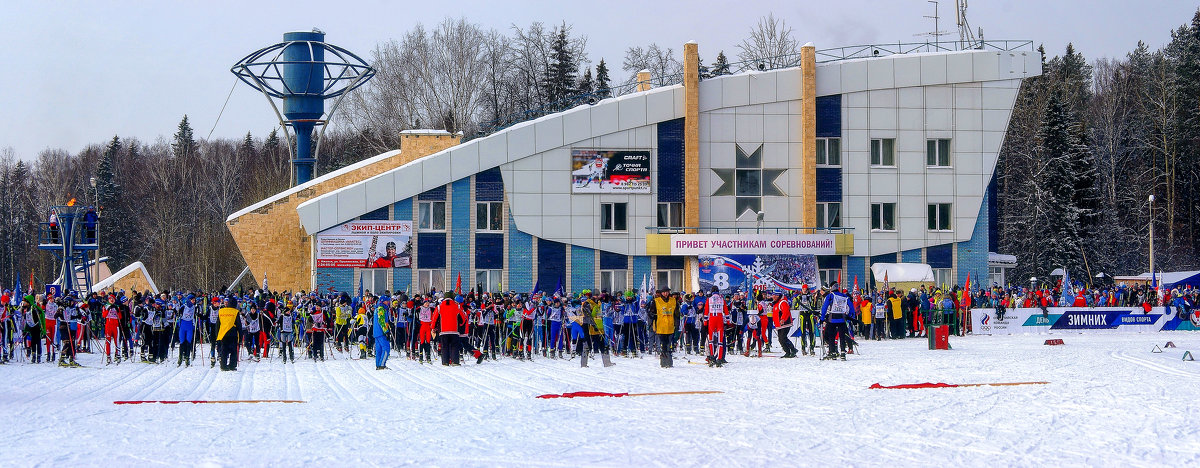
xmin=315 ymin=221 xmax=412 ymax=268
xmin=969 ymin=307 xmax=1200 ymax=334
xmin=697 ymin=254 xmax=819 ymax=294
xmin=570 ymin=149 xmax=651 ymax=193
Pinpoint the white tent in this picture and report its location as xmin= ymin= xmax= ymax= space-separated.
xmin=870 ymin=263 xmax=936 ymax=287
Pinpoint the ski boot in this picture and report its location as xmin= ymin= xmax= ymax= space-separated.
xmin=601 ymin=352 xmax=615 ymax=367
xmin=706 ymin=356 xmax=715 ymax=367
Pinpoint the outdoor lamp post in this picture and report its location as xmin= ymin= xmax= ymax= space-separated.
xmin=1148 ymin=194 xmax=1155 ymax=284
xmin=756 ymin=210 xmax=765 ymax=233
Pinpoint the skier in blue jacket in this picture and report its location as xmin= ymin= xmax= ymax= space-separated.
xmin=373 ymin=301 xmax=391 ymax=370
xmin=820 ymin=284 xmax=852 ymax=360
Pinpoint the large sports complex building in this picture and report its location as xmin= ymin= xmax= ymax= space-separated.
xmin=226 ymin=40 xmax=1041 ymax=295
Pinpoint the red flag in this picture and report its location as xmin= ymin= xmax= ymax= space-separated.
xmin=455 ymin=273 xmax=462 ymax=295
xmin=883 ymin=270 xmax=889 ymax=290
xmin=837 ymin=270 xmax=842 ymax=289
xmin=852 ymin=275 xmax=858 ymax=295
xmin=28 ymin=272 xmax=34 ymax=294
xmin=964 ymin=273 xmax=972 ymax=309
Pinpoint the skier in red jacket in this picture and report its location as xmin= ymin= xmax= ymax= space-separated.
xmin=772 ymin=291 xmax=798 ymax=358
xmin=704 ymin=287 xmax=727 ymax=367
xmin=431 ymin=292 xmax=465 ymax=366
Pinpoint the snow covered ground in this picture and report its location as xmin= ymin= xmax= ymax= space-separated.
xmin=3 ymin=332 xmax=1199 ymax=467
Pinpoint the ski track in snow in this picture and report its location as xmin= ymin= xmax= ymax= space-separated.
xmin=3 ymin=333 xmax=1200 ymax=466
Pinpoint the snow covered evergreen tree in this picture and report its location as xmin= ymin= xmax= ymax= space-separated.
xmin=578 ymin=67 xmax=594 ymax=97
xmin=711 ymin=51 xmax=731 ymax=76
xmin=1031 ymin=92 xmax=1088 ymax=280
xmin=543 ymin=23 xmax=579 ymax=110
xmin=94 ymin=136 xmax=135 ymax=270
xmin=595 ymin=59 xmax=611 ymax=98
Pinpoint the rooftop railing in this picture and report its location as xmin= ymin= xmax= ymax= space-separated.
xmin=473 ymin=39 xmax=1033 ymax=139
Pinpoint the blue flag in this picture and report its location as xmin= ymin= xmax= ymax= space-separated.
xmin=1059 ymin=268 xmax=1072 ymax=306
xmin=554 ymin=277 xmax=564 ymax=297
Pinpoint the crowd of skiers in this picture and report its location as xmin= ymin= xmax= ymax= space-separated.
xmin=0 ymin=279 xmax=1193 ymax=370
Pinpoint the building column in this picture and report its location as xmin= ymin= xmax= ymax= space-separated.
xmin=683 ymin=41 xmax=700 ymax=233
xmin=683 ymin=41 xmax=701 ymax=292
xmin=800 ymin=43 xmax=817 ymax=229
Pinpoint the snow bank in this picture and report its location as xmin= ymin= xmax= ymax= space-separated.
xmin=3 ymin=333 xmax=1199 ymax=465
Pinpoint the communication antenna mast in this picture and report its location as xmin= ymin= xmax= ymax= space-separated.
xmin=915 ymin=0 xmax=954 ymax=48
xmin=956 ymin=0 xmax=978 ymax=46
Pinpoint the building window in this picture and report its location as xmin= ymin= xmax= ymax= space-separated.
xmin=475 ymin=202 xmax=503 ymax=232
xmin=932 ymin=268 xmax=953 ymax=289
xmin=927 ymin=203 xmax=952 ymax=231
xmin=926 ymin=138 xmax=951 ymax=167
xmin=359 ymin=269 xmax=388 ymax=296
xmin=816 ymin=202 xmax=841 ymax=230
xmin=475 ymin=269 xmax=501 ymax=293
xmin=655 ymin=270 xmax=683 ymax=292
xmin=657 ymin=202 xmax=683 ymax=229
xmin=816 ymin=138 xmax=841 ymax=167
xmin=989 ymin=266 xmax=1004 ymax=288
xmin=871 ymin=203 xmax=896 ymax=231
xmin=736 ymin=169 xmax=762 ymax=196
xmin=870 ymin=138 xmax=896 ymax=167
xmin=819 ymin=269 xmax=839 ymax=288
xmin=600 ymin=202 xmax=627 ymax=232
xmin=600 ymin=269 xmax=628 ymax=294
xmin=417 ymin=201 xmax=446 ymax=231
xmin=417 ymin=269 xmax=446 ymax=294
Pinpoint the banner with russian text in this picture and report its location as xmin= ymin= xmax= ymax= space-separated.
xmin=969 ymin=307 xmax=1196 ymax=335
xmin=316 ymin=221 xmax=413 ymax=268
xmin=570 ymin=149 xmax=651 ymax=193
xmin=669 ymin=234 xmax=837 ymax=256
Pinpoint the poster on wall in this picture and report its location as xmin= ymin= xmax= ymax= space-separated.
xmin=570 ymin=149 xmax=651 ymax=193
xmin=316 ymin=221 xmax=412 ymax=268
xmin=697 ymin=254 xmax=819 ymax=294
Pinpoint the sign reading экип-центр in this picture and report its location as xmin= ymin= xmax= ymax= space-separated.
xmin=668 ymin=234 xmax=837 ymax=255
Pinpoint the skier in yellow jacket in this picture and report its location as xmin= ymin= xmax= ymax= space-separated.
xmin=651 ymin=288 xmax=678 ymax=368
xmin=217 ymin=297 xmax=242 ymax=371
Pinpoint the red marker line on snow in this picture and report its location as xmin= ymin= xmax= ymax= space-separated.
xmin=536 ymin=391 xmax=723 ymax=399
xmin=868 ymin=382 xmax=1048 ymax=390
xmin=114 ymin=400 xmax=306 ymax=405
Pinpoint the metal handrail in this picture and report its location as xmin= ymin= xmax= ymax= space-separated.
xmin=645 ymin=226 xmax=854 ymax=234
xmin=474 ymin=72 xmax=685 ymax=138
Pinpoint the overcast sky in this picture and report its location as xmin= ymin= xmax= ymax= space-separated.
xmin=1 ymin=1 xmax=1196 ymax=160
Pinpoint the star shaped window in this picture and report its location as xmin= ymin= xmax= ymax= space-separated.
xmin=712 ymin=144 xmax=785 ymax=218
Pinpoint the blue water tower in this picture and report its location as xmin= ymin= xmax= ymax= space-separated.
xmin=232 ymin=29 xmax=375 ymax=185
